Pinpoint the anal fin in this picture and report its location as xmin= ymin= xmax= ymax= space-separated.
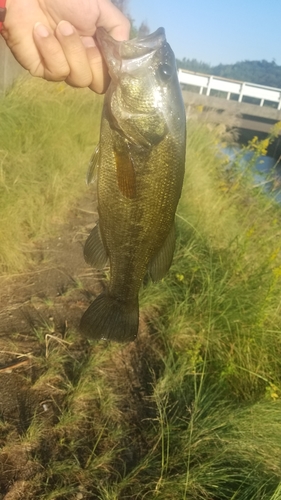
xmin=149 ymin=222 xmax=176 ymax=282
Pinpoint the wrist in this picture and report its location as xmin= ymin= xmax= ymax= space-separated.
xmin=0 ymin=0 xmax=7 ymax=31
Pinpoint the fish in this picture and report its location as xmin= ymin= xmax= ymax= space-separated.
xmin=79 ymin=26 xmax=186 ymax=342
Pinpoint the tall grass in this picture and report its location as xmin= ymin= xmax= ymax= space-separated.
xmin=134 ymin=118 xmax=281 ymax=499
xmin=0 ymin=76 xmax=102 ymax=272
xmin=1 ymin=86 xmax=281 ymax=498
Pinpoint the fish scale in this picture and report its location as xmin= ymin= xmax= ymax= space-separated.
xmin=80 ymin=27 xmax=186 ymax=342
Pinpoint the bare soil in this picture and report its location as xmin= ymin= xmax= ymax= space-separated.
xmin=0 ymin=193 xmax=162 ymax=499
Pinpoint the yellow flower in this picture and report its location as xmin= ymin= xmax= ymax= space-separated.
xmin=266 ymin=383 xmax=279 ymax=401
xmin=270 ymin=248 xmax=280 ymax=262
xmin=248 ymin=136 xmax=258 ymax=147
xmin=246 ymin=226 xmax=255 ymax=238
xmin=219 ymin=182 xmax=228 ymax=192
xmin=176 ymin=273 xmax=184 ymax=282
xmin=248 ymin=136 xmax=270 ymax=155
xmin=270 ymin=121 xmax=281 ymax=138
xmin=260 ymin=138 xmax=270 ymax=155
xmin=56 ymin=83 xmax=66 ymax=93
xmin=273 ymin=266 xmax=281 ymax=278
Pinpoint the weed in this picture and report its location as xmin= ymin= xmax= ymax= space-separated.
xmin=0 ymin=77 xmax=102 ymax=273
xmin=1 ymin=98 xmax=281 ymax=498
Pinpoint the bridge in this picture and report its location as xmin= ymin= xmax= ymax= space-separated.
xmin=178 ymin=69 xmax=281 ymax=141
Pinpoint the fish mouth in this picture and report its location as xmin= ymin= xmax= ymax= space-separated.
xmin=95 ymin=27 xmax=166 ymax=75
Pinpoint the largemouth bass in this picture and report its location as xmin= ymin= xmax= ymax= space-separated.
xmin=80 ymin=27 xmax=186 ymax=342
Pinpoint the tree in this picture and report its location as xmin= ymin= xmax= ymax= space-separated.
xmin=112 ymin=0 xmax=150 ymax=39
xmin=176 ymin=57 xmax=281 ymax=88
xmin=137 ymin=21 xmax=150 ymax=38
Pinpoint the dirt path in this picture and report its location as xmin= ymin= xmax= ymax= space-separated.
xmin=0 ymin=192 xmax=99 ymax=346
xmin=0 ymin=193 xmax=161 ymax=500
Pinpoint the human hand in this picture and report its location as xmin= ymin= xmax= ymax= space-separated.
xmin=1 ymin=0 xmax=130 ymax=93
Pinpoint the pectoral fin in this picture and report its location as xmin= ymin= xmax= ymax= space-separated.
xmin=149 ymin=223 xmax=176 ymax=282
xmin=84 ymin=222 xmax=108 ymax=269
xmin=114 ymin=142 xmax=137 ymax=199
xmin=87 ymin=144 xmax=100 ymax=185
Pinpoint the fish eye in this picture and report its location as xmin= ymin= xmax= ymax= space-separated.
xmin=158 ymin=63 xmax=173 ymax=80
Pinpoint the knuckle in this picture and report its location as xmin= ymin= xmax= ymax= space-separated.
xmin=66 ymin=72 xmax=92 ymax=88
xmin=47 ymin=67 xmax=70 ymax=81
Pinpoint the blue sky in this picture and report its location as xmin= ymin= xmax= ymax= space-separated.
xmin=128 ymin=0 xmax=281 ymax=66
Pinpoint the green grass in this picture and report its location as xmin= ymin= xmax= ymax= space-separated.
xmin=1 ymin=83 xmax=281 ymax=498
xmin=0 ymin=76 xmax=102 ymax=273
xmin=135 ymin=119 xmax=281 ymax=499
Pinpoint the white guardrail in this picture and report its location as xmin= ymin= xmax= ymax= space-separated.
xmin=178 ymin=69 xmax=281 ymax=110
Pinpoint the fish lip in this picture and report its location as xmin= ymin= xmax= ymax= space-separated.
xmin=120 ymin=27 xmax=166 ymax=57
xmin=96 ymin=27 xmax=166 ymax=56
xmin=95 ymin=27 xmax=167 ymax=76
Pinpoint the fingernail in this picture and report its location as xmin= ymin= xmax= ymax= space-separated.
xmin=58 ymin=20 xmax=75 ymax=36
xmin=34 ymin=22 xmax=50 ymax=38
xmin=82 ymin=37 xmax=96 ymax=48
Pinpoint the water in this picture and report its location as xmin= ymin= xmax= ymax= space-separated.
xmin=222 ymin=146 xmax=281 ymax=204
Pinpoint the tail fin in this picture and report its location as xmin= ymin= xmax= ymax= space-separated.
xmin=79 ymin=293 xmax=139 ymax=342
